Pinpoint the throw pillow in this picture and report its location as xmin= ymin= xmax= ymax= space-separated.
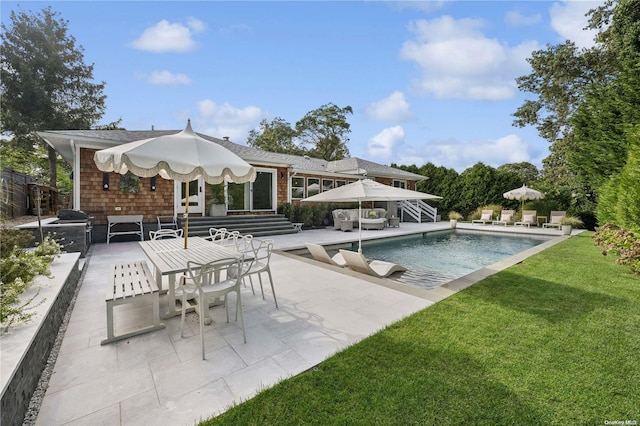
xmin=481 ymin=213 xmax=491 ymax=220
xmin=523 ymin=214 xmax=534 ymax=223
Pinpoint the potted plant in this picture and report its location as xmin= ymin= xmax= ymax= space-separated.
xmin=560 ymin=216 xmax=583 ymax=235
xmin=449 ymin=211 xmax=463 ymax=229
xmin=207 ymin=184 xmax=226 ymax=217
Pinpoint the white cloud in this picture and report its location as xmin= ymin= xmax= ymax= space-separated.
xmin=400 ymin=16 xmax=540 ymax=100
xmin=550 ymin=1 xmax=603 ymax=49
xmin=505 ymin=10 xmax=541 ymax=26
xmin=397 ymin=134 xmax=532 ymax=172
xmin=367 ymin=126 xmax=405 ymax=161
xmin=366 ymin=91 xmax=413 ymax=122
xmin=195 ymin=100 xmax=264 ymax=142
xmin=130 ymin=18 xmax=206 ymax=52
xmin=146 ymin=70 xmax=192 ymax=85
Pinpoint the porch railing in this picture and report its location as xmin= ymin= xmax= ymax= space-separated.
xmin=399 ymin=199 xmax=438 ymax=223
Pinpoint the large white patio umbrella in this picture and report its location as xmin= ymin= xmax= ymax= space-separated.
xmin=94 ymin=119 xmax=256 ymax=248
xmin=302 ymin=179 xmax=441 ymax=252
xmin=503 ymin=184 xmax=544 ymax=212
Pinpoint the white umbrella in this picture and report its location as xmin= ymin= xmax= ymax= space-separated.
xmin=94 ymin=120 xmax=256 ymax=248
xmin=302 ymin=179 xmax=441 ymax=252
xmin=503 ymin=184 xmax=544 ymax=212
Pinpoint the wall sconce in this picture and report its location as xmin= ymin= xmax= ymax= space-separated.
xmin=150 ymin=177 xmax=156 ymax=191
xmin=102 ymin=173 xmax=109 ymax=190
xmin=280 ymin=171 xmax=286 ymax=179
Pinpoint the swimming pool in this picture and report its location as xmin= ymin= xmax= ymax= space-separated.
xmin=357 ymin=229 xmax=554 ymax=289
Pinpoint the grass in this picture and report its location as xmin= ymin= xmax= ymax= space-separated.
xmin=203 ymin=233 xmax=639 ymax=425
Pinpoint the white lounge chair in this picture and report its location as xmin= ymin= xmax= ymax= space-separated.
xmin=543 ymin=211 xmax=566 ymax=229
xmin=305 ymin=243 xmax=347 ymax=267
xmin=492 ymin=209 xmax=515 ymax=226
xmin=472 ymin=210 xmax=493 ymax=225
xmin=339 ymin=249 xmax=406 ymax=278
xmin=514 ymin=210 xmax=537 ymax=227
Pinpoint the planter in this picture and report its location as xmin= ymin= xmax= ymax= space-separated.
xmin=208 ymin=204 xmax=227 ymax=217
xmin=562 ymin=225 xmax=572 ymax=235
xmin=450 ymin=219 xmax=457 ymax=229
xmin=1 ymin=253 xmax=80 ymax=426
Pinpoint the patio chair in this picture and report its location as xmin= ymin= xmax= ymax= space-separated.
xmin=492 ymin=210 xmax=515 ymax=226
xmin=157 ymin=215 xmax=178 ymax=230
xmin=305 ymin=243 xmax=347 ymax=267
xmin=181 ymin=256 xmax=247 ymax=360
xmin=472 ymin=210 xmax=494 ymax=225
xmin=514 ymin=210 xmax=537 ymax=227
xmin=339 ymin=249 xmax=407 ymax=278
xmin=149 ymin=229 xmax=183 ymax=240
xmin=543 ymin=211 xmax=566 ymax=229
xmin=232 ymin=239 xmax=278 ymax=308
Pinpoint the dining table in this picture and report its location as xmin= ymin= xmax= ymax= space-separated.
xmin=138 ymin=236 xmax=241 ymax=319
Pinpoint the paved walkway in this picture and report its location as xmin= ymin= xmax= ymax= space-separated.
xmin=34 ymin=222 xmax=566 ymax=425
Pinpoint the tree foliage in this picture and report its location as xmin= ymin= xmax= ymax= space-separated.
xmin=247 ymin=117 xmax=304 ymax=155
xmin=1 ymin=6 xmax=106 ymax=187
xmin=295 ymin=103 xmax=352 ymax=161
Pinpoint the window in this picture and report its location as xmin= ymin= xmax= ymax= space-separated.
xmin=335 ymin=180 xmax=347 ymax=187
xmin=307 ymin=177 xmax=320 ymax=197
xmin=291 ymin=177 xmax=305 ymax=199
xmin=393 ymin=180 xmax=406 ymax=189
xmin=228 ymin=170 xmax=276 ymax=210
xmin=322 ymin=179 xmax=334 ymax=192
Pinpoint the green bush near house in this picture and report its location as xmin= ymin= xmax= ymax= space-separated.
xmin=1 ymin=230 xmax=62 ymax=332
xmin=202 ymin=233 xmax=639 ymax=425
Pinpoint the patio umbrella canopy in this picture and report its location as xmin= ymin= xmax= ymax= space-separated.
xmin=94 ymin=119 xmax=256 ymax=247
xmin=503 ymin=184 xmax=544 ymax=212
xmin=302 ymin=179 xmax=441 ymax=252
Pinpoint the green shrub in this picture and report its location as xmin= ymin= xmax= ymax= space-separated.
xmin=1 ymin=236 xmax=62 ymax=331
xmin=593 ymin=223 xmax=640 ymax=275
xmin=0 ymin=228 xmax=34 ymax=258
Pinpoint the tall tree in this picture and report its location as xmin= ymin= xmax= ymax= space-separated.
xmin=1 ymin=6 xmax=106 ymax=187
xmin=295 ymin=103 xmax=352 ymax=161
xmin=497 ymin=162 xmax=540 ymax=185
xmin=246 ymin=117 xmax=305 ymax=155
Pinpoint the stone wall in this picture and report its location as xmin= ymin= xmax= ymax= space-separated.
xmin=0 ymin=253 xmax=81 ymax=426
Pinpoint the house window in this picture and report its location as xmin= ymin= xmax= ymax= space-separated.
xmin=307 ymin=177 xmax=320 ymax=197
xmin=228 ymin=170 xmax=276 ymax=211
xmin=291 ymin=177 xmax=305 ymax=199
xmin=393 ymin=180 xmax=406 ymax=189
xmin=322 ymin=179 xmax=334 ymax=192
xmin=335 ymin=180 xmax=347 ymax=187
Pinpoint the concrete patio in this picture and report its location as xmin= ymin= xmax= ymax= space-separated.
xmin=31 ymin=222 xmax=566 ymax=425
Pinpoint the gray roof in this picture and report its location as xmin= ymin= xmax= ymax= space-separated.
xmin=37 ymin=129 xmax=425 ymax=181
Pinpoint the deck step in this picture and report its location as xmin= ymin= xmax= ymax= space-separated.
xmin=178 ymin=214 xmax=300 ymax=237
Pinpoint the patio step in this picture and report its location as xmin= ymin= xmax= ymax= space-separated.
xmin=178 ymin=214 xmax=300 ymax=238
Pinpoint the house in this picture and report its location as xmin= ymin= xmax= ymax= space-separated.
xmin=38 ymin=128 xmax=432 ymax=239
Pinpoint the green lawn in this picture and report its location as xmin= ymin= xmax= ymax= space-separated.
xmin=204 ymin=232 xmax=639 ymax=425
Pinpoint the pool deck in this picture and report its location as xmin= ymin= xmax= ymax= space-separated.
xmin=31 ymin=222 xmax=570 ymax=425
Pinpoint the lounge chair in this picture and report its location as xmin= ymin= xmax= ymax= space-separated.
xmin=492 ymin=210 xmax=515 ymax=226
xmin=514 ymin=210 xmax=537 ymax=227
xmin=305 ymin=243 xmax=347 ymax=267
xmin=543 ymin=211 xmax=566 ymax=229
xmin=472 ymin=210 xmax=494 ymax=225
xmin=339 ymin=249 xmax=406 ymax=278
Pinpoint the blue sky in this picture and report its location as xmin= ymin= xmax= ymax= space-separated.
xmin=2 ymin=1 xmax=605 ymax=172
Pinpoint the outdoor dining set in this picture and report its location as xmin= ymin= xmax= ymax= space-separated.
xmin=102 ymin=227 xmax=276 ymax=360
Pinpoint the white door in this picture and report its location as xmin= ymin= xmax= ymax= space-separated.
xmin=175 ymin=178 xmax=204 ymax=215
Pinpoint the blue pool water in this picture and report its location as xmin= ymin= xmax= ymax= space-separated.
xmin=359 ymin=230 xmax=553 ymax=289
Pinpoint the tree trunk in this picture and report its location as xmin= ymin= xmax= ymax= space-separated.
xmin=48 ymin=145 xmax=57 ymax=188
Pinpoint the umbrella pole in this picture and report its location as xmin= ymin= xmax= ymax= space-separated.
xmin=184 ymin=184 xmax=189 ymax=249
xmin=358 ymin=201 xmax=362 ymax=253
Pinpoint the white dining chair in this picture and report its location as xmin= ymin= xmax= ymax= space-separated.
xmin=243 ymin=239 xmax=278 ymax=308
xmin=149 ymin=228 xmax=183 ymax=240
xmin=181 ymin=256 xmax=246 ymax=360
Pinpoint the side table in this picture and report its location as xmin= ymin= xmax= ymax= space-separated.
xmin=340 ymin=220 xmax=354 ymax=232
xmin=388 ymin=217 xmax=400 ymax=228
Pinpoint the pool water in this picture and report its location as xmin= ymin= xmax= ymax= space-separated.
xmin=359 ymin=230 xmax=553 ymax=289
